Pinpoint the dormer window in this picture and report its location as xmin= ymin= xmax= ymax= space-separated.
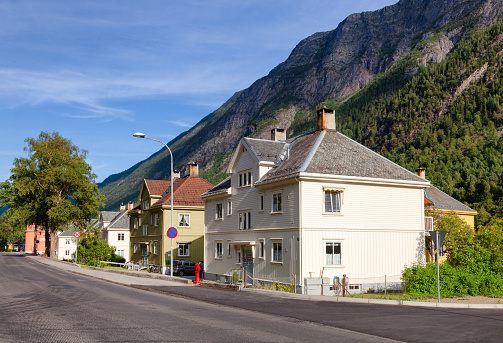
xmin=142 ymin=200 xmax=149 ymax=210
xmin=239 ymin=171 xmax=252 ymax=187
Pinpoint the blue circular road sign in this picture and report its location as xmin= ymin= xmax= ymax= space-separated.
xmin=167 ymin=227 xmax=178 ymax=238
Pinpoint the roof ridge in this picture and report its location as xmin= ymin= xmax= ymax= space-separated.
xmin=299 ymin=130 xmax=325 ymax=172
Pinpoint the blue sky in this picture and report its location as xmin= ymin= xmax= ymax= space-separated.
xmin=0 ymin=0 xmax=398 ymax=183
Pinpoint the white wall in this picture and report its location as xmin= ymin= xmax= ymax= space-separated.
xmin=299 ymin=179 xmax=426 ymax=283
xmin=56 ymin=236 xmax=77 ymax=261
xmin=107 ymin=229 xmax=130 ymax=259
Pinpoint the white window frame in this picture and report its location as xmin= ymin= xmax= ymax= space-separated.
xmin=237 ymin=249 xmax=242 ymax=265
xmin=272 ymin=192 xmax=282 ymax=213
xmin=65 ymin=239 xmax=70 ymax=245
xmin=215 ymin=241 xmax=223 ymax=259
xmin=179 ymin=213 xmax=190 ymax=227
xmin=154 ymin=213 xmax=159 ymax=227
xmin=325 ymin=241 xmax=342 ymax=266
xmin=238 ymin=171 xmax=252 ymax=188
xmin=134 ymin=218 xmax=138 ymax=229
xmin=238 ymin=211 xmax=251 ymax=230
xmin=216 ymin=203 xmax=223 ymax=220
xmin=227 ymin=241 xmax=232 ymax=257
xmin=142 ymin=200 xmax=149 ymax=210
xmin=118 ymin=233 xmax=125 ymax=241
xmin=271 ymin=240 xmax=283 ymax=263
xmin=258 ymin=239 xmax=265 ymax=259
xmin=117 ymin=250 xmax=124 ymax=257
xmin=65 ymin=250 xmax=70 ymax=256
xmin=143 ymin=225 xmax=148 ymax=236
xmin=323 ymin=188 xmax=344 ymax=214
xmin=178 ymin=243 xmax=190 ymax=257
xmin=153 ymin=242 xmax=158 ymax=255
xmin=259 ymin=194 xmax=264 ymax=211
xmin=227 ymin=201 xmax=232 ymax=216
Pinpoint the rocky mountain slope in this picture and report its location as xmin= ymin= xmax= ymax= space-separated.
xmin=99 ymin=0 xmax=503 ymax=213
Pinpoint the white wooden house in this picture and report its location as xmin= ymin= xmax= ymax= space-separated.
xmin=99 ymin=204 xmax=132 ymax=260
xmin=202 ymin=108 xmax=430 ymax=292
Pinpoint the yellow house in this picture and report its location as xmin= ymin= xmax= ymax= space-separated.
xmin=423 ymin=184 xmax=477 ymax=262
xmin=128 ymin=164 xmax=213 ymax=273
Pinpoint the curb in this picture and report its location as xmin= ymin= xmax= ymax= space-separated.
xmin=240 ymin=287 xmax=503 ymax=309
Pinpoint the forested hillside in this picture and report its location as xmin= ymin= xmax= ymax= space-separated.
xmin=307 ymin=18 xmax=503 ymax=226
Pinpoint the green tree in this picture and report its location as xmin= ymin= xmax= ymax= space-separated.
xmin=0 ymin=208 xmax=29 ymax=249
xmin=0 ymin=132 xmax=105 ymax=256
xmin=77 ymin=226 xmax=114 ymax=266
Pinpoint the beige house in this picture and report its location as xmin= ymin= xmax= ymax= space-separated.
xmin=203 ymin=108 xmax=430 ymax=292
xmin=128 ymin=164 xmax=213 ymax=273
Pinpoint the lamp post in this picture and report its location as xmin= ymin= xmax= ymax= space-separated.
xmin=133 ymin=133 xmax=174 ymax=277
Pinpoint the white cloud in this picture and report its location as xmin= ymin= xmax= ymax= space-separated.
xmin=165 ymin=120 xmax=193 ymax=128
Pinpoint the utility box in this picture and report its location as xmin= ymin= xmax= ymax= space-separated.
xmin=304 ymin=277 xmax=331 ymax=295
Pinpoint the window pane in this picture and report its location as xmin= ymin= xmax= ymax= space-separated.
xmin=332 ymin=192 xmax=340 ymax=213
xmin=325 ymin=191 xmax=332 ymax=212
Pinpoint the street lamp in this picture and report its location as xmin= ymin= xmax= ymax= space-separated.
xmin=133 ymin=132 xmax=174 ymax=277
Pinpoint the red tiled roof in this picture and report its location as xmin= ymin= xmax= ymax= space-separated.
xmin=151 ymin=176 xmax=213 ymax=208
xmin=145 ymin=179 xmax=171 ymax=196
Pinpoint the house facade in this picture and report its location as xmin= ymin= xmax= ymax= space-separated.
xmin=128 ymin=164 xmax=213 ymax=273
xmin=25 ymin=224 xmax=45 ymax=254
xmin=203 ymin=108 xmax=430 ymax=292
xmin=99 ymin=204 xmax=132 ymax=259
xmin=54 ymin=229 xmax=77 ymax=260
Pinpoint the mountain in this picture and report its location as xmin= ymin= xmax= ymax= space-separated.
xmin=99 ymin=0 xmax=503 ymax=226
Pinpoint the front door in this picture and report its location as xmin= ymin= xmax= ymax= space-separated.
xmin=142 ymin=246 xmax=148 ymax=266
xmin=242 ymin=249 xmax=253 ymax=283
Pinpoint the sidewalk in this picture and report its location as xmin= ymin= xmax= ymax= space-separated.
xmin=32 ymin=255 xmax=503 ymax=309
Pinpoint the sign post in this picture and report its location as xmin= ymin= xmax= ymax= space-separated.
xmin=74 ymin=231 xmax=81 ymax=264
xmin=167 ymin=227 xmax=178 ymax=276
xmin=429 ymin=230 xmax=446 ymax=303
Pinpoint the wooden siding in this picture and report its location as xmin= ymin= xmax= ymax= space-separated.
xmin=300 ymin=180 xmax=423 ymax=230
xmin=205 ymin=229 xmax=299 ymax=284
xmin=301 ymin=229 xmax=425 ymax=283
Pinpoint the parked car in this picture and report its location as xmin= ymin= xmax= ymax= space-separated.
xmin=168 ymin=260 xmax=196 ymax=276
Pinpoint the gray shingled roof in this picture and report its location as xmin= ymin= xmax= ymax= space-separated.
xmin=257 ymin=130 xmax=425 ymax=184
xmin=59 ymin=229 xmax=74 ymax=237
xmin=425 ymin=185 xmax=476 ymax=213
xmin=244 ymin=138 xmax=286 ymax=162
xmin=101 ymin=211 xmax=119 ymax=222
xmin=203 ymin=176 xmax=231 ymax=196
xmin=108 ymin=210 xmax=129 ymax=229
xmin=305 ymin=131 xmax=425 ymax=181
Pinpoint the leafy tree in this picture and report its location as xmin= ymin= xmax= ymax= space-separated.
xmin=0 ymin=208 xmax=27 ymax=249
xmin=76 ymin=226 xmax=114 ymax=266
xmin=0 ymin=132 xmax=105 ymax=256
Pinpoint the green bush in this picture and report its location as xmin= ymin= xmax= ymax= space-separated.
xmin=402 ymin=262 xmax=503 ymax=297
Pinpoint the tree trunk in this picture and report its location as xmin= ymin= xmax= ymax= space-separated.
xmin=33 ymin=225 xmax=37 ymax=255
xmin=44 ymin=225 xmax=51 ymax=257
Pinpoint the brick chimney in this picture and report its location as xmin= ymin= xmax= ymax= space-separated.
xmin=188 ymin=163 xmax=199 ymax=177
xmin=416 ymin=168 xmax=426 ymax=179
xmin=271 ymin=128 xmax=286 ymax=141
xmin=172 ymin=169 xmax=180 ymax=180
xmin=127 ymin=201 xmax=133 ymax=211
xmin=316 ymin=106 xmax=336 ymax=130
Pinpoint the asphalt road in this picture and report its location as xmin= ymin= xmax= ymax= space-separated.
xmin=0 ymin=253 xmax=396 ymax=342
xmin=2 ymin=253 xmax=503 ymax=342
